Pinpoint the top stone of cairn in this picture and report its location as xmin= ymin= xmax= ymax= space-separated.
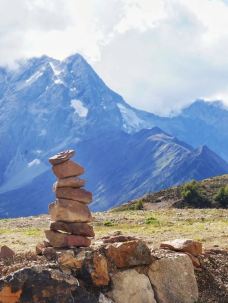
xmin=49 ymin=150 xmax=75 ymax=165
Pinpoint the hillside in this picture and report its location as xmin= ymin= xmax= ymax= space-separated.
xmin=116 ymin=174 xmax=228 ymax=211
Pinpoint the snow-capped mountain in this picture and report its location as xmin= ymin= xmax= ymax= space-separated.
xmin=0 ymin=54 xmax=227 ymax=217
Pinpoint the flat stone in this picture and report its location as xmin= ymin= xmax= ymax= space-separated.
xmin=148 ymin=253 xmax=198 ymax=303
xmin=107 ymin=269 xmax=156 ymax=303
xmin=50 ymin=221 xmax=94 ymax=237
xmin=102 ymin=235 xmax=136 ymax=244
xmin=0 ymin=245 xmax=15 ymax=259
xmin=49 ymin=199 xmax=92 ymax=223
xmin=45 ymin=230 xmax=91 ymax=248
xmin=52 ymin=160 xmax=84 ymax=179
xmin=56 ymin=187 xmax=92 ymax=204
xmin=53 ymin=177 xmax=85 ymax=190
xmin=104 ymin=240 xmax=151 ymax=268
xmin=160 ymin=239 xmax=203 ymax=256
xmin=58 ymin=251 xmax=84 ymax=269
xmin=49 ymin=150 xmax=75 ymax=165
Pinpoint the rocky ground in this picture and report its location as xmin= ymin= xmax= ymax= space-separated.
xmin=0 ymin=209 xmax=227 ymax=302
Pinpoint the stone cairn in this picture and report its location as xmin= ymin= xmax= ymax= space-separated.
xmin=44 ymin=150 xmax=94 ymax=248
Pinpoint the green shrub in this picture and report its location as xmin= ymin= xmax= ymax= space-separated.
xmin=134 ymin=200 xmax=144 ymax=210
xmin=214 ymin=185 xmax=228 ymax=208
xmin=145 ymin=216 xmax=160 ymax=226
xmin=103 ymin=220 xmax=114 ymax=226
xmin=181 ymin=180 xmax=210 ymax=208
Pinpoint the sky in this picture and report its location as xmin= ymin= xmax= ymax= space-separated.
xmin=1 ymin=0 xmax=228 ymax=115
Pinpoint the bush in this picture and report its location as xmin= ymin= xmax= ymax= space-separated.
xmin=181 ymin=180 xmax=210 ymax=208
xmin=134 ymin=200 xmax=144 ymax=210
xmin=214 ymin=185 xmax=228 ymax=208
xmin=145 ymin=216 xmax=160 ymax=226
xmin=103 ymin=220 xmax=114 ymax=226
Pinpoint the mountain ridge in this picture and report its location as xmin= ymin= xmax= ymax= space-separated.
xmin=0 ymin=53 xmax=227 ymax=217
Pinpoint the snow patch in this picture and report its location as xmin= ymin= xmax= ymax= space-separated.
xmin=117 ymin=103 xmax=147 ymax=132
xmin=25 ymin=71 xmax=43 ymax=84
xmin=49 ymin=62 xmax=61 ymax=76
xmin=54 ymin=79 xmax=64 ymax=85
xmin=28 ymin=159 xmax=41 ymax=167
xmin=71 ymin=99 xmax=88 ymax=117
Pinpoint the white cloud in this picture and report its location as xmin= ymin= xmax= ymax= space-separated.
xmin=1 ymin=0 xmax=228 ymax=114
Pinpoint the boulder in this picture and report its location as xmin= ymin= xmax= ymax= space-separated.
xmin=148 ymin=253 xmax=198 ymax=303
xmin=160 ymin=239 xmax=203 ymax=256
xmin=50 ymin=221 xmax=95 ymax=237
xmin=107 ymin=269 xmax=157 ymax=303
xmin=56 ymin=187 xmax=92 ymax=204
xmin=104 ymin=240 xmax=151 ymax=268
xmin=0 ymin=266 xmax=98 ymax=303
xmin=53 ymin=177 xmax=85 ymax=190
xmin=58 ymin=250 xmax=110 ymax=287
xmin=52 ymin=160 xmax=84 ymax=179
xmin=0 ymin=245 xmax=15 ymax=259
xmin=49 ymin=150 xmax=75 ymax=165
xmin=49 ymin=200 xmax=92 ymax=223
xmin=45 ymin=230 xmax=91 ymax=248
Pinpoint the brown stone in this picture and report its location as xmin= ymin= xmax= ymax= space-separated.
xmin=52 ymin=160 xmax=84 ymax=179
xmin=0 ymin=245 xmax=15 ymax=259
xmin=49 ymin=150 xmax=75 ymax=165
xmin=50 ymin=221 xmax=94 ymax=237
xmin=102 ymin=235 xmax=136 ymax=244
xmin=49 ymin=200 xmax=92 ymax=223
xmin=58 ymin=251 xmax=84 ymax=269
xmin=45 ymin=230 xmax=91 ymax=248
xmin=36 ymin=242 xmax=46 ymax=255
xmin=42 ymin=247 xmax=57 ymax=260
xmin=0 ymin=286 xmax=22 ymax=303
xmin=90 ymin=252 xmax=110 ymax=286
xmin=53 ymin=177 xmax=85 ymax=190
xmin=160 ymin=239 xmax=203 ymax=256
xmin=56 ymin=187 xmax=92 ymax=203
xmin=104 ymin=240 xmax=151 ymax=268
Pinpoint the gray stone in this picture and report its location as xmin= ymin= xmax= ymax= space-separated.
xmin=148 ymin=253 xmax=198 ymax=303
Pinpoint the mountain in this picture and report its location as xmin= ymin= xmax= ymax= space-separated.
xmin=0 ymin=54 xmax=227 ymax=217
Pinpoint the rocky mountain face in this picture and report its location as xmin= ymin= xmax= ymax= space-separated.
xmin=0 ymin=54 xmax=227 ymax=217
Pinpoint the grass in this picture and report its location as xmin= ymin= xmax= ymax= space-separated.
xmin=0 ymin=209 xmax=227 ymax=252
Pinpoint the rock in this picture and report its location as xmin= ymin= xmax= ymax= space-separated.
xmin=58 ymin=250 xmax=109 ymax=287
xmin=42 ymin=247 xmax=57 ymax=260
xmin=49 ymin=150 xmax=75 ymax=165
xmin=0 ymin=266 xmax=98 ymax=303
xmin=58 ymin=251 xmax=84 ymax=269
xmin=50 ymin=221 xmax=95 ymax=237
xmin=49 ymin=200 xmax=92 ymax=223
xmin=89 ymin=252 xmax=110 ymax=286
xmin=107 ymin=269 xmax=157 ymax=303
xmin=0 ymin=285 xmax=22 ymax=303
xmin=160 ymin=239 xmax=203 ymax=256
xmin=53 ymin=177 xmax=85 ymax=190
xmin=102 ymin=235 xmax=136 ymax=244
xmin=104 ymin=240 xmax=151 ymax=268
xmin=0 ymin=245 xmax=15 ymax=259
xmin=185 ymin=252 xmax=201 ymax=268
xmin=35 ymin=242 xmax=46 ymax=255
xmin=56 ymin=187 xmax=92 ymax=204
xmin=148 ymin=253 xmax=198 ymax=303
xmin=99 ymin=293 xmax=114 ymax=303
xmin=45 ymin=230 xmax=91 ymax=248
xmin=52 ymin=160 xmax=84 ymax=179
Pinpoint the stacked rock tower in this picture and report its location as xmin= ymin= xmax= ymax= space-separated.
xmin=45 ymin=150 xmax=94 ymax=248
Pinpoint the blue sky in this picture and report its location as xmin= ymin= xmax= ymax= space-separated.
xmin=1 ymin=0 xmax=228 ymax=114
